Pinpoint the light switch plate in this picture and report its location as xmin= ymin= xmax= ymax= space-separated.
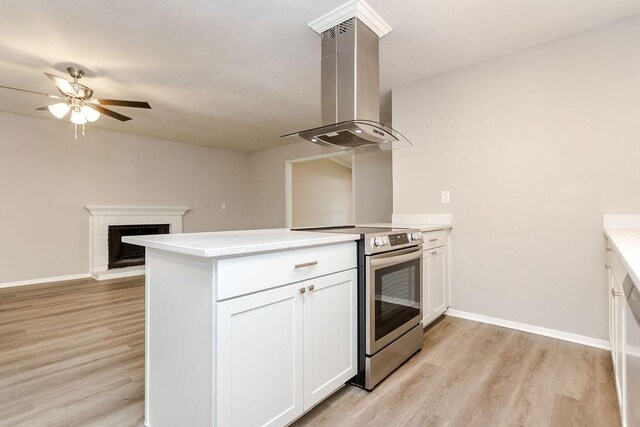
xmin=441 ymin=191 xmax=450 ymax=204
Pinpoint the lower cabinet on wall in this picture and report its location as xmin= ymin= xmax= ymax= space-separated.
xmin=624 ymin=293 xmax=640 ymax=426
xmin=422 ymin=231 xmax=450 ymax=327
xmin=608 ymin=246 xmax=626 ymax=423
xmin=606 ymin=241 xmax=640 ymax=427
xmin=216 ymin=268 xmax=357 ymax=426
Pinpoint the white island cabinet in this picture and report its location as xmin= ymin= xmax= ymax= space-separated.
xmin=605 ymin=222 xmax=640 ymax=427
xmin=124 ymin=229 xmax=359 ymax=427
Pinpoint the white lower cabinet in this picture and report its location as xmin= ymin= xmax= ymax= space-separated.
xmin=216 ymin=282 xmax=304 ymax=427
xmin=613 ymin=273 xmax=626 ymax=407
xmin=607 ymin=242 xmax=635 ymax=426
xmin=216 ymin=268 xmax=357 ymax=426
xmin=303 ymin=270 xmax=357 ymax=410
xmin=422 ymin=244 xmax=449 ymax=326
xmin=624 ymin=294 xmax=640 ymax=427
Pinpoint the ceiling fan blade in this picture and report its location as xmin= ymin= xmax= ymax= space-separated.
xmin=44 ymin=72 xmax=77 ymax=96
xmin=92 ymin=105 xmax=132 ymax=122
xmin=0 ymin=85 xmax=64 ymax=99
xmin=36 ymin=106 xmax=50 ymax=111
xmin=98 ymin=99 xmax=151 ymax=109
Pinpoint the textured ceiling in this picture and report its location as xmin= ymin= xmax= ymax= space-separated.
xmin=1 ymin=0 xmax=639 ymax=152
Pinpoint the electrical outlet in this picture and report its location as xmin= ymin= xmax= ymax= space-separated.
xmin=441 ymin=191 xmax=450 ymax=204
xmin=221 ymin=203 xmax=227 ymax=210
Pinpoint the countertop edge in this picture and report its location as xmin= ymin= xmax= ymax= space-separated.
xmin=604 ymin=228 xmax=640 ymax=287
xmin=123 ymin=233 xmax=359 ymax=258
xmin=357 ymin=223 xmax=452 ymax=232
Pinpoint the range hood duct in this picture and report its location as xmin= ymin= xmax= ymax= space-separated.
xmin=283 ymin=17 xmax=411 ymax=152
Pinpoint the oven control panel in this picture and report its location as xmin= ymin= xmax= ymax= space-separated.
xmin=366 ymin=230 xmax=423 ymax=254
xmin=389 ymin=233 xmax=409 ymax=246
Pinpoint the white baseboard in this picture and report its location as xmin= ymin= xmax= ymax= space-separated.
xmin=92 ymin=266 xmax=145 ymax=281
xmin=0 ymin=273 xmax=91 ymax=289
xmin=445 ymin=308 xmax=610 ymax=350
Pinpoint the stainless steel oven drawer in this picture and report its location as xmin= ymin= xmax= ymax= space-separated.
xmin=365 ymin=322 xmax=423 ymax=389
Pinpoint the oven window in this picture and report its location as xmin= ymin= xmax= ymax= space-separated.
xmin=374 ymin=257 xmax=421 ymax=341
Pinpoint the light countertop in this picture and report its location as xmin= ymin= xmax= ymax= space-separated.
xmin=123 ymin=228 xmax=358 ymax=258
xmin=358 ymin=223 xmax=452 ymax=232
xmin=605 ymin=228 xmax=640 ymax=287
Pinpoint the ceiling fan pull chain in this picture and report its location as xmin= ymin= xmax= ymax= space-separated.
xmin=74 ymin=124 xmax=77 ymax=139
xmin=82 ymin=123 xmax=85 ymax=136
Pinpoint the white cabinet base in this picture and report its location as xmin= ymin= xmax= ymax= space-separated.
xmin=216 ymin=269 xmax=357 ymax=426
xmin=143 ymin=241 xmax=357 ymax=427
xmin=303 ymin=269 xmax=357 ymax=410
xmin=145 ymin=249 xmax=215 ymax=427
xmin=422 ymin=233 xmax=450 ymax=327
xmin=217 ymin=284 xmax=304 ymax=427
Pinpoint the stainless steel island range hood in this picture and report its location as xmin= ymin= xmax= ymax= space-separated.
xmin=282 ymin=15 xmax=411 ymax=152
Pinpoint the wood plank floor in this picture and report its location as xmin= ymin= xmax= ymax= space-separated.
xmin=0 ymin=276 xmax=620 ymax=426
xmin=0 ymin=277 xmax=145 ymax=427
xmin=295 ymin=316 xmax=621 ymax=427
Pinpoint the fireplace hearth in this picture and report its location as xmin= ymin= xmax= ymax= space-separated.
xmin=108 ymin=224 xmax=170 ymax=269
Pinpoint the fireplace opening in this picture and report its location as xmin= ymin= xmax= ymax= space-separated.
xmin=108 ymin=224 xmax=170 ymax=270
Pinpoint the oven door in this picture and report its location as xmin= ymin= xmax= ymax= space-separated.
xmin=366 ymin=245 xmax=422 ymax=355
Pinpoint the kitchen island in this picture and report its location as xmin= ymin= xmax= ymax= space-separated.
xmin=124 ymin=229 xmax=360 ymax=427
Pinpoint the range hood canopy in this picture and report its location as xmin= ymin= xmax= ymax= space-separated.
xmin=282 ymin=119 xmax=410 ymax=153
xmin=283 ymin=5 xmax=411 ymax=153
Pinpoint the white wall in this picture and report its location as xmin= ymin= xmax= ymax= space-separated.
xmin=291 ymin=158 xmax=352 ymax=228
xmin=249 ymin=141 xmax=392 ymax=228
xmin=392 ymin=16 xmax=640 ymax=340
xmin=353 ymin=151 xmax=393 ymax=224
xmin=248 ymin=141 xmax=331 ymax=229
xmin=0 ymin=111 xmax=249 ymax=284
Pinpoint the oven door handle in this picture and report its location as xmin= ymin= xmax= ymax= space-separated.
xmin=370 ymin=246 xmax=423 ymax=268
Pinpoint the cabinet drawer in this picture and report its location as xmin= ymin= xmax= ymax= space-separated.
xmin=216 ymin=242 xmax=356 ymax=300
xmin=424 ymin=245 xmax=446 ymax=257
xmin=423 ymin=230 xmax=448 ymax=249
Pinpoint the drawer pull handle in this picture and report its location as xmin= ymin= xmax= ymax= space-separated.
xmin=605 ymin=264 xmax=612 ymax=270
xmin=431 ymin=251 xmax=437 ymax=255
xmin=299 ymin=287 xmax=306 ymax=294
xmin=308 ymin=284 xmax=315 ymax=292
xmin=294 ymin=261 xmax=318 ymax=269
xmin=605 ymin=248 xmax=613 ymax=252
xmin=429 ymin=238 xmax=438 ymax=242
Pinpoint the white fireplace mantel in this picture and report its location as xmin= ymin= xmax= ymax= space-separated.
xmin=85 ymin=206 xmax=190 ymax=217
xmin=86 ymin=205 xmax=190 ymax=280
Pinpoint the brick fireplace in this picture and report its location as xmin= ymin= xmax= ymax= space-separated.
xmin=85 ymin=206 xmax=190 ymax=280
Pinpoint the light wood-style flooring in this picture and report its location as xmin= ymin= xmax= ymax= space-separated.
xmin=0 ymin=276 xmax=620 ymax=426
xmin=0 ymin=277 xmax=145 ymax=426
xmin=295 ymin=316 xmax=621 ymax=427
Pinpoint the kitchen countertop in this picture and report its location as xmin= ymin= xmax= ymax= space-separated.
xmin=358 ymin=223 xmax=452 ymax=232
xmin=123 ymin=228 xmax=359 ymax=258
xmin=605 ymin=228 xmax=640 ymax=287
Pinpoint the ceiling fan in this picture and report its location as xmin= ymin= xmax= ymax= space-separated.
xmin=0 ymin=66 xmax=151 ymax=137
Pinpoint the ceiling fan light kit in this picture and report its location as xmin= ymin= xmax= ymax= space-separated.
xmin=81 ymin=105 xmax=100 ymax=122
xmin=47 ymin=102 xmax=70 ymax=119
xmin=0 ymin=66 xmax=151 ymax=139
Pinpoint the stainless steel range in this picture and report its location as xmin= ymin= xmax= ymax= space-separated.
xmin=304 ymin=226 xmax=424 ymax=390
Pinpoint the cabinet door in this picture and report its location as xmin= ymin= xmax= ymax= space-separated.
xmin=609 ymin=266 xmax=615 ymax=347
xmin=423 ymin=246 xmax=448 ymax=325
xmin=216 ymin=283 xmax=304 ymax=427
xmin=611 ymin=272 xmax=625 ymax=411
xmin=303 ymin=269 xmax=357 ymax=410
xmin=422 ymin=251 xmax=431 ymax=325
xmin=624 ymin=287 xmax=640 ymax=427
